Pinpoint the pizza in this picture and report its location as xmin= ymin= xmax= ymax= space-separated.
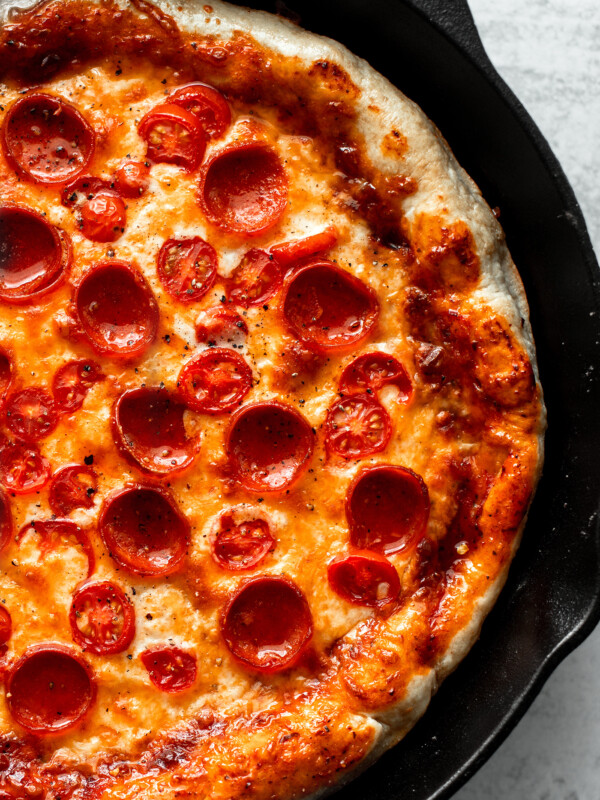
xmin=0 ymin=1 xmax=545 ymax=799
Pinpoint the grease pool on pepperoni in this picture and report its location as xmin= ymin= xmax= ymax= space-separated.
xmin=178 ymin=348 xmax=252 ymax=414
xmin=141 ymin=646 xmax=197 ymax=693
xmin=325 ymin=394 xmax=391 ymax=459
xmin=339 ymin=352 xmax=412 ymax=402
xmin=211 ymin=510 xmax=275 ymax=571
xmin=69 ymin=581 xmax=135 ymax=655
xmin=157 ymin=236 xmax=217 ymax=303
xmin=49 ymin=464 xmax=97 ymax=516
xmin=327 ymin=551 xmax=400 ymax=609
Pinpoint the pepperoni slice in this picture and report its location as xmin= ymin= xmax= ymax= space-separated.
xmin=138 ymin=103 xmax=206 ymax=171
xmin=0 ymin=605 xmax=11 ymax=645
xmin=228 ymin=249 xmax=283 ymax=307
xmin=339 ymin=352 xmax=412 ymax=401
xmin=99 ymin=485 xmax=189 ymax=576
xmin=221 ymin=576 xmax=312 ymax=673
xmin=0 ymin=348 xmax=13 ymax=408
xmin=198 ymin=143 xmax=288 ymax=236
xmin=226 ymin=402 xmax=314 ymax=493
xmin=52 ymin=359 xmax=104 ymax=414
xmin=75 ymin=262 xmax=159 ymax=359
xmin=2 ymin=93 xmax=94 ymax=186
xmin=157 ymin=236 xmax=217 ymax=303
xmin=178 ymin=348 xmax=252 ymax=414
xmin=5 ymin=388 xmax=58 ymax=442
xmin=212 ymin=511 xmax=275 ymax=571
xmin=325 ymin=394 xmax=391 ymax=459
xmin=49 ymin=465 xmax=97 ymax=516
xmin=270 ymin=226 xmax=338 ymax=267
xmin=282 ymin=262 xmax=379 ymax=352
xmin=114 ymin=160 xmax=150 ymax=198
xmin=113 ymin=388 xmax=200 ymax=475
xmin=69 ymin=581 xmax=135 ymax=655
xmin=16 ymin=519 xmax=95 ymax=579
xmin=0 ymin=205 xmax=70 ymax=304
xmin=170 ymin=83 xmax=231 ymax=139
xmin=6 ymin=644 xmax=95 ymax=735
xmin=328 ymin=551 xmax=400 ymax=609
xmin=0 ymin=441 xmax=50 ymax=494
xmin=347 ymin=465 xmax=430 ymax=555
xmin=80 ymin=192 xmax=127 ymax=243
xmin=195 ymin=306 xmax=248 ymax=345
xmin=141 ymin=646 xmax=197 ymax=693
xmin=0 ymin=489 xmax=12 ymax=551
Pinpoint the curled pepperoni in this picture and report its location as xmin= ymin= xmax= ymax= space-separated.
xmin=52 ymin=359 xmax=104 ymax=414
xmin=80 ymin=192 xmax=126 ymax=243
xmin=69 ymin=581 xmax=135 ymax=655
xmin=16 ymin=519 xmax=95 ymax=579
xmin=226 ymin=401 xmax=314 ymax=493
xmin=49 ymin=465 xmax=97 ymax=516
xmin=0 ymin=205 xmax=70 ymax=304
xmin=75 ymin=261 xmax=159 ymax=359
xmin=0 ymin=489 xmax=12 ymax=551
xmin=157 ymin=236 xmax=217 ymax=303
xmin=0 ymin=605 xmax=11 ymax=645
xmin=270 ymin=226 xmax=338 ymax=267
xmin=328 ymin=551 xmax=400 ymax=609
xmin=138 ymin=103 xmax=206 ymax=171
xmin=221 ymin=576 xmax=313 ymax=673
xmin=325 ymin=394 xmax=391 ymax=459
xmin=198 ymin=143 xmax=288 ymax=236
xmin=5 ymin=388 xmax=58 ymax=442
xmin=282 ymin=261 xmax=379 ymax=352
xmin=2 ymin=93 xmax=94 ymax=186
xmin=0 ymin=441 xmax=50 ymax=494
xmin=0 ymin=348 xmax=13 ymax=408
xmin=170 ymin=83 xmax=231 ymax=139
xmin=211 ymin=511 xmax=275 ymax=571
xmin=228 ymin=249 xmax=283 ymax=308
xmin=339 ymin=352 xmax=412 ymax=401
xmin=113 ymin=388 xmax=200 ymax=475
xmin=114 ymin=160 xmax=150 ymax=198
xmin=99 ymin=485 xmax=189 ymax=576
xmin=141 ymin=646 xmax=197 ymax=693
xmin=6 ymin=644 xmax=95 ymax=735
xmin=195 ymin=306 xmax=248 ymax=345
xmin=347 ymin=465 xmax=429 ymax=555
xmin=178 ymin=348 xmax=252 ymax=414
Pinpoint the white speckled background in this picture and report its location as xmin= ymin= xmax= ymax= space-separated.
xmin=454 ymin=2 xmax=600 ymax=798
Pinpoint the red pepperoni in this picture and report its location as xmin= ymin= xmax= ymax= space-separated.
xmin=346 ymin=465 xmax=430 ymax=555
xmin=0 ymin=347 xmax=13 ymax=408
xmin=270 ymin=226 xmax=338 ymax=267
xmin=325 ymin=394 xmax=391 ymax=459
xmin=339 ymin=352 xmax=412 ymax=401
xmin=99 ymin=485 xmax=189 ymax=576
xmin=69 ymin=581 xmax=135 ymax=655
xmin=282 ymin=261 xmax=379 ymax=352
xmin=195 ymin=306 xmax=248 ymax=344
xmin=0 ymin=205 xmax=70 ymax=304
xmin=113 ymin=388 xmax=200 ymax=475
xmin=114 ymin=160 xmax=150 ymax=198
xmin=80 ymin=192 xmax=127 ymax=243
xmin=16 ymin=519 xmax=95 ymax=579
xmin=178 ymin=348 xmax=252 ymax=414
xmin=49 ymin=465 xmax=97 ymax=516
xmin=221 ymin=576 xmax=313 ymax=673
xmin=0 ymin=605 xmax=11 ymax=645
xmin=52 ymin=359 xmax=104 ymax=414
xmin=2 ymin=93 xmax=95 ymax=186
xmin=138 ymin=103 xmax=206 ymax=171
xmin=5 ymin=388 xmax=58 ymax=442
xmin=0 ymin=441 xmax=50 ymax=494
xmin=226 ymin=402 xmax=314 ymax=493
xmin=327 ymin=551 xmax=400 ymax=609
xmin=0 ymin=489 xmax=12 ymax=551
xmin=157 ymin=236 xmax=217 ymax=303
xmin=170 ymin=83 xmax=231 ymax=139
xmin=228 ymin=249 xmax=283 ymax=307
xmin=5 ymin=644 xmax=95 ymax=735
xmin=141 ymin=646 xmax=196 ymax=693
xmin=211 ymin=511 xmax=275 ymax=571
xmin=198 ymin=143 xmax=288 ymax=236
xmin=75 ymin=262 xmax=159 ymax=359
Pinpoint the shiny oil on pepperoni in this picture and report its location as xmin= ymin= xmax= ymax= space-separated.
xmin=0 ymin=205 xmax=70 ymax=304
xmin=75 ymin=262 xmax=159 ymax=359
xmin=99 ymin=485 xmax=189 ymax=576
xmin=2 ymin=93 xmax=95 ymax=186
xmin=325 ymin=394 xmax=391 ymax=459
xmin=49 ymin=464 xmax=97 ymax=516
xmin=157 ymin=236 xmax=217 ymax=303
xmin=5 ymin=388 xmax=58 ymax=442
xmin=226 ymin=402 xmax=314 ymax=493
xmin=347 ymin=465 xmax=430 ymax=555
xmin=0 ymin=605 xmax=11 ymax=645
xmin=170 ymin=83 xmax=231 ymax=139
xmin=270 ymin=226 xmax=338 ymax=267
xmin=113 ymin=388 xmax=200 ymax=475
xmin=178 ymin=348 xmax=252 ymax=414
xmin=339 ymin=352 xmax=412 ymax=402
xmin=198 ymin=143 xmax=288 ymax=236
xmin=69 ymin=581 xmax=135 ymax=655
xmin=327 ymin=551 xmax=400 ymax=609
xmin=221 ymin=576 xmax=313 ymax=673
xmin=211 ymin=511 xmax=275 ymax=571
xmin=52 ymin=359 xmax=104 ymax=414
xmin=228 ymin=249 xmax=283 ymax=307
xmin=138 ymin=103 xmax=206 ymax=171
xmin=141 ymin=646 xmax=197 ymax=693
xmin=16 ymin=519 xmax=95 ymax=579
xmin=0 ymin=441 xmax=50 ymax=494
xmin=282 ymin=261 xmax=379 ymax=352
xmin=0 ymin=488 xmax=12 ymax=552
xmin=195 ymin=306 xmax=248 ymax=345
xmin=6 ymin=644 xmax=95 ymax=735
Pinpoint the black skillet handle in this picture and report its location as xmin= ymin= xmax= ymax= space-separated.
xmin=403 ymin=0 xmax=490 ymax=63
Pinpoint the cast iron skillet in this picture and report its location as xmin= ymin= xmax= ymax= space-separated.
xmin=238 ymin=0 xmax=600 ymax=797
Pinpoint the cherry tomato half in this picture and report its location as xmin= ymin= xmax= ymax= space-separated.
xmin=70 ymin=581 xmax=135 ymax=655
xmin=169 ymin=82 xmax=231 ymax=139
xmin=178 ymin=348 xmax=252 ymax=414
xmin=0 ymin=441 xmax=50 ymax=494
xmin=141 ymin=646 xmax=197 ymax=693
xmin=49 ymin=464 xmax=97 ymax=516
xmin=157 ymin=236 xmax=217 ymax=303
xmin=325 ymin=393 xmax=391 ymax=459
xmin=5 ymin=388 xmax=58 ymax=442
xmin=211 ymin=511 xmax=275 ymax=571
xmin=52 ymin=359 xmax=104 ymax=414
xmin=228 ymin=249 xmax=283 ymax=307
xmin=139 ymin=103 xmax=206 ymax=171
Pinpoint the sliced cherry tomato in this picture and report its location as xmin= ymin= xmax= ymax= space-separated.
xmin=99 ymin=485 xmax=189 ymax=576
xmin=226 ymin=401 xmax=314 ymax=493
xmin=138 ymin=103 xmax=206 ymax=171
xmin=75 ymin=261 xmax=159 ymax=359
xmin=283 ymin=261 xmax=379 ymax=352
xmin=1 ymin=93 xmax=95 ymax=186
xmin=61 ymin=175 xmax=113 ymax=209
xmin=221 ymin=575 xmax=313 ymax=673
xmin=0 ymin=347 xmax=13 ymax=409
xmin=228 ymin=249 xmax=283 ymax=307
xmin=0 ymin=489 xmax=12 ymax=551
xmin=69 ymin=581 xmax=135 ymax=655
xmin=270 ymin=226 xmax=338 ymax=267
xmin=195 ymin=306 xmax=248 ymax=344
xmin=52 ymin=359 xmax=104 ymax=414
xmin=157 ymin=236 xmax=217 ymax=303
xmin=0 ymin=605 xmax=11 ymax=645
xmin=49 ymin=464 xmax=97 ymax=516
xmin=113 ymin=387 xmax=200 ymax=475
xmin=0 ymin=441 xmax=50 ymax=494
xmin=5 ymin=388 xmax=58 ymax=442
xmin=178 ymin=348 xmax=252 ymax=414
xmin=198 ymin=143 xmax=288 ymax=236
xmin=339 ymin=352 xmax=412 ymax=401
xmin=346 ymin=465 xmax=430 ymax=555
xmin=212 ymin=511 xmax=275 ymax=571
xmin=170 ymin=82 xmax=231 ymax=139
xmin=5 ymin=644 xmax=95 ymax=735
xmin=16 ymin=519 xmax=95 ymax=579
xmin=0 ymin=205 xmax=70 ymax=304
xmin=141 ymin=646 xmax=197 ymax=693
xmin=114 ymin=160 xmax=150 ymax=198
xmin=325 ymin=394 xmax=391 ymax=459
xmin=327 ymin=551 xmax=400 ymax=609
xmin=79 ymin=191 xmax=126 ymax=243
